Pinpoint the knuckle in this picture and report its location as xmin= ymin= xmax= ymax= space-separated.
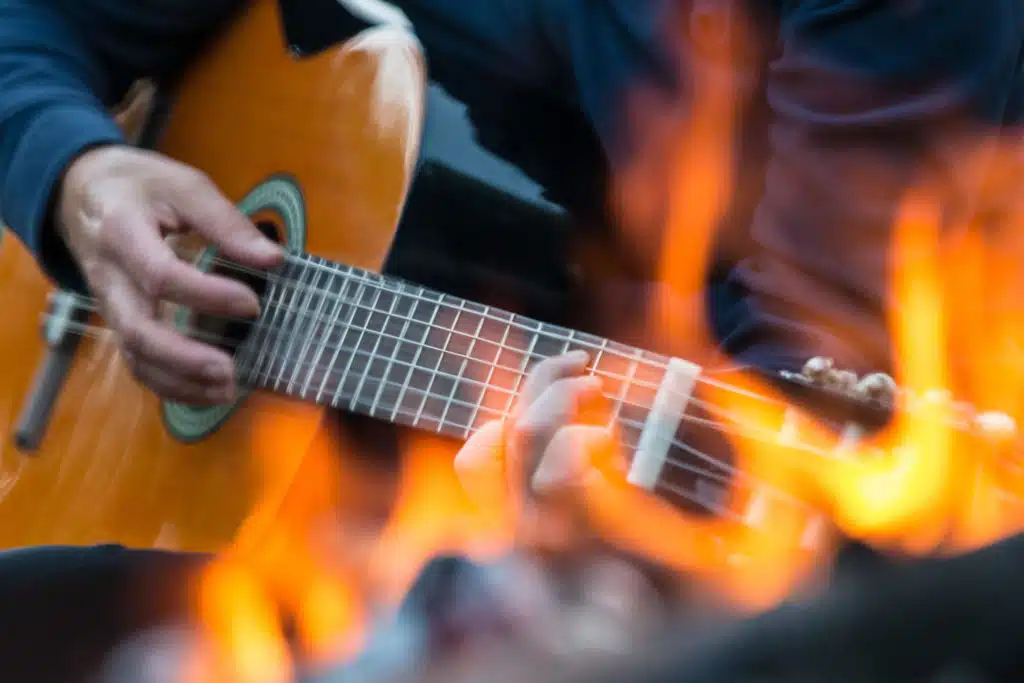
xmin=510 ymin=416 xmax=543 ymax=450
xmin=94 ymin=214 xmax=124 ymax=256
xmin=118 ymin=320 xmax=147 ymax=356
xmin=121 ymin=350 xmax=144 ymax=380
xmin=179 ymin=167 xmax=213 ymax=194
xmin=138 ymin=254 xmax=174 ymax=299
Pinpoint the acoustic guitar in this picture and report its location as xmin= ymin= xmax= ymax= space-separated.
xmin=0 ymin=0 xmax=898 ymax=556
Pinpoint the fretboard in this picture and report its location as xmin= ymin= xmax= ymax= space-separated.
xmin=230 ymin=254 xmax=832 ymax=533
xmin=236 ymin=254 xmax=669 ymax=446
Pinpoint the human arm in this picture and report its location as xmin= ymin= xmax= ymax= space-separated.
xmin=0 ymin=0 xmax=283 ymax=404
xmin=721 ymin=0 xmax=1024 ymax=375
xmin=0 ymin=0 xmax=256 ymax=289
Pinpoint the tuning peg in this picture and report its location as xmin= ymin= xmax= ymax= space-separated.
xmin=801 ymin=356 xmax=833 ymax=384
xmin=854 ymin=372 xmax=897 ymax=407
xmin=974 ymin=411 xmax=1017 ymax=445
xmin=801 ymin=357 xmax=860 ymax=396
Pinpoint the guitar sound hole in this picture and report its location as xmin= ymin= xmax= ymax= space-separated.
xmin=188 ymin=220 xmax=282 ymax=355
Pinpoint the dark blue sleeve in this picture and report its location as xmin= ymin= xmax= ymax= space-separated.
xmin=721 ymin=0 xmax=1024 ymax=374
xmin=0 ymin=0 xmax=243 ymax=289
xmin=0 ymin=0 xmax=676 ymax=290
xmin=391 ymin=0 xmax=682 ymax=156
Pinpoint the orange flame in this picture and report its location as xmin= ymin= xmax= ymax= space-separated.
xmin=184 ymin=6 xmax=1024 ymax=678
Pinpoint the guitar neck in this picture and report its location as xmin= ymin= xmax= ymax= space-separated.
xmin=236 ymin=252 xmax=671 ymax=443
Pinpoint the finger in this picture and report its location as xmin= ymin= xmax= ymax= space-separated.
xmin=163 ymin=166 xmax=283 ymax=267
xmin=103 ymin=271 xmax=238 ymax=390
xmin=99 ymin=204 xmax=263 ymax=318
xmin=511 ymin=375 xmax=602 ymax=475
xmin=453 ymin=420 xmax=509 ymax=513
xmin=516 ymin=351 xmax=591 ymax=415
xmin=531 ymin=425 xmax=617 ymax=495
xmin=127 ymin=355 xmax=235 ymax=405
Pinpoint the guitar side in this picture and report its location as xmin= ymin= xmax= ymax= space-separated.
xmin=0 ymin=0 xmax=425 ymax=551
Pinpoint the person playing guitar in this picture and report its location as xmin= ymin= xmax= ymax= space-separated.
xmin=0 ymin=0 xmax=1020 ymax=681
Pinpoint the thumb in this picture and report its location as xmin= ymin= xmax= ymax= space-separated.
xmin=531 ymin=425 xmax=617 ymax=496
xmin=453 ymin=420 xmax=509 ymax=513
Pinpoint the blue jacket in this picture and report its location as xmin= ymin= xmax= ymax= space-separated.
xmin=1 ymin=0 xmax=1021 ymax=374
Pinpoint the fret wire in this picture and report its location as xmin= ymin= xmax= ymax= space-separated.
xmin=270 ymin=260 xmax=315 ymax=391
xmin=348 ymin=286 xmax=402 ymax=414
xmin=243 ymin=263 xmax=673 ymax=393
xmin=285 ymin=264 xmax=327 ymax=394
xmin=252 ymin=288 xmax=665 ymax=397
xmin=169 ymin=270 xmax=806 ymax=516
xmin=316 ymin=272 xmax=368 ymax=404
xmin=437 ymin=305 xmax=487 ymax=434
xmin=286 ymin=358 xmax=808 ymax=516
xmin=323 ymin=369 xmax=736 ymax=486
xmin=504 ymin=321 xmax=540 ymax=417
xmin=258 ymin=256 xmax=783 ymax=421
xmin=237 ymin=275 xmax=280 ymax=382
xmin=412 ymin=299 xmax=465 ymax=428
xmin=465 ymin=316 xmax=511 ymax=437
xmin=242 ymin=257 xmax=780 ymax=440
xmin=245 ymin=296 xmax=773 ymax=458
xmin=302 ymin=265 xmax=352 ymax=399
xmin=331 ymin=300 xmax=663 ymax=392
xmin=611 ymin=349 xmax=642 ymax=428
xmin=265 ymin=256 xmax=677 ymax=382
xmin=249 ymin=262 xmax=295 ymax=384
xmin=562 ymin=328 xmax=576 ymax=355
xmin=369 ymin=288 xmax=419 ymax=418
xmin=306 ymin=330 xmax=798 ymax=465
xmin=590 ymin=337 xmax=610 ymax=379
xmin=333 ymin=284 xmax=385 ymax=408
xmin=268 ymin=260 xmax=311 ymax=391
xmin=391 ymin=294 xmax=441 ymax=423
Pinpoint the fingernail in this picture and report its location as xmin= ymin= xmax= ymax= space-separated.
xmin=567 ymin=350 xmax=589 ymax=362
xmin=252 ymin=237 xmax=282 ymax=259
xmin=206 ymin=384 xmax=235 ymax=404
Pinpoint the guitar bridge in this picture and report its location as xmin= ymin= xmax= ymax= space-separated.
xmin=13 ymin=291 xmax=88 ymax=452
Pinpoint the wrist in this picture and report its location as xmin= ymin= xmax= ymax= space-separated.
xmin=55 ymin=143 xmax=125 ymax=241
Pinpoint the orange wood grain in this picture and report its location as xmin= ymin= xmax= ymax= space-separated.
xmin=0 ymin=0 xmax=425 ymax=551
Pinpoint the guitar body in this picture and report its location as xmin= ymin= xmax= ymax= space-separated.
xmin=0 ymin=0 xmax=608 ymax=550
xmin=0 ymin=1 xmax=417 ymax=550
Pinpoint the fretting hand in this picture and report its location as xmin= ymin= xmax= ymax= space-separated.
xmin=455 ymin=351 xmax=620 ymax=553
xmin=57 ymin=145 xmax=284 ymax=404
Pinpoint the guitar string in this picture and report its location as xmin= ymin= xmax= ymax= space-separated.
xmin=54 ymin=263 xmax=945 ymax=473
xmin=68 ymin=251 xmax=996 ymax=450
xmin=58 ymin=268 xmax=964 ymax=507
xmin=58 ymin=294 xmax=790 ymax=458
xmin=36 ymin=248 xmax=1018 ymax=546
xmin=56 ymin=315 xmax=863 ymax=488
xmin=56 ymin=317 xmax=816 ymax=525
xmin=61 ymin=249 xmax=792 ymax=410
xmin=53 ymin=289 xmax=800 ymax=463
xmin=49 ymin=254 xmax=973 ymax=500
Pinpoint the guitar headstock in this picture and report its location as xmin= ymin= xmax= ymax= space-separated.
xmin=776 ymin=356 xmax=1018 ymax=448
xmin=638 ymin=356 xmax=1023 ymax=566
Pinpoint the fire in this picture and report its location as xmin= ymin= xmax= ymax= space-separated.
xmin=189 ymin=408 xmax=513 ymax=682
xmin=182 ymin=7 xmax=1024 ymax=680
